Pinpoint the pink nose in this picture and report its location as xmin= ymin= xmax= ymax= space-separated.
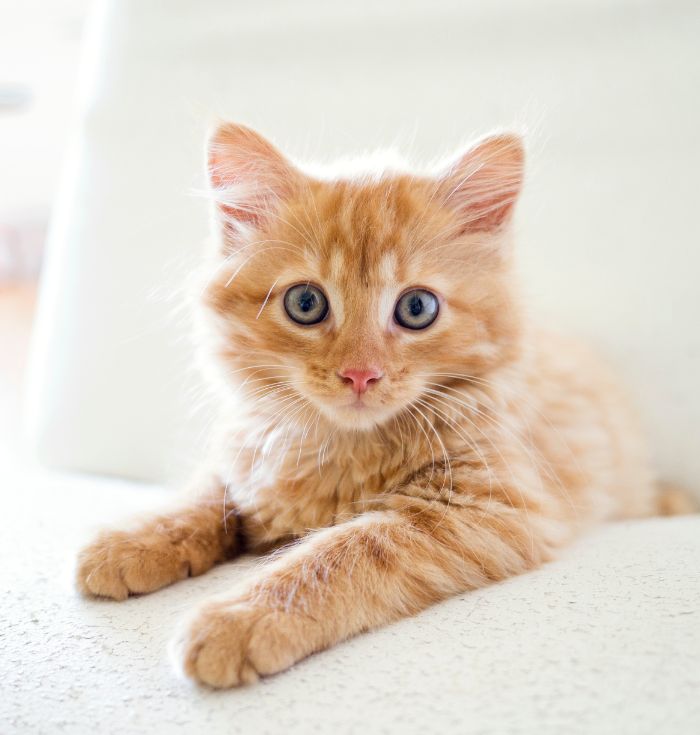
xmin=338 ymin=367 xmax=384 ymax=395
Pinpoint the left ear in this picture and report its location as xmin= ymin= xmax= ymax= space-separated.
xmin=439 ymin=133 xmax=525 ymax=233
xmin=207 ymin=122 xmax=301 ymax=236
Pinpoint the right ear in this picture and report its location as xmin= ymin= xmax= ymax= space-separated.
xmin=438 ymin=133 xmax=525 ymax=234
xmin=207 ymin=123 xmax=300 ymax=236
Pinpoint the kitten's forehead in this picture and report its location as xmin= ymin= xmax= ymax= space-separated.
xmin=379 ymin=251 xmax=399 ymax=282
xmin=316 ymin=248 xmax=398 ymax=330
xmin=273 ymin=175 xmax=457 ymax=320
xmin=327 ymin=248 xmax=400 ymax=286
xmin=307 ymin=177 xmax=434 ymax=284
xmin=328 ymin=248 xmax=345 ymax=283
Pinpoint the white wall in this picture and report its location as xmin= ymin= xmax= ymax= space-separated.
xmin=0 ymin=0 xmax=90 ymax=280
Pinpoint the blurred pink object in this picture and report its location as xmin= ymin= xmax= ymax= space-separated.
xmin=0 ymin=215 xmax=47 ymax=283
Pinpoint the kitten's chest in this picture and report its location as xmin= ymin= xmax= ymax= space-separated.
xmin=232 ymin=438 xmax=403 ymax=547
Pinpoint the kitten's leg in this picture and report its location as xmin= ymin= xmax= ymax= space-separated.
xmin=76 ymin=478 xmax=241 ymax=600
xmin=176 ymin=492 xmax=556 ymax=688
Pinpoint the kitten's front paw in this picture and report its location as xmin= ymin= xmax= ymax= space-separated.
xmin=76 ymin=529 xmax=190 ymax=601
xmin=174 ymin=601 xmax=314 ymax=688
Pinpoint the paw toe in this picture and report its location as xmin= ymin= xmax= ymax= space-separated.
xmin=174 ymin=603 xmax=311 ymax=688
xmin=76 ymin=538 xmax=129 ymax=600
xmin=76 ymin=531 xmax=189 ymax=600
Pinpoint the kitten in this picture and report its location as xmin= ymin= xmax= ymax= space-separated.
xmin=76 ymin=123 xmax=678 ymax=688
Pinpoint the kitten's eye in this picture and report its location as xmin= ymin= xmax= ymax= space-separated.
xmin=283 ymin=284 xmax=329 ymax=325
xmin=394 ymin=289 xmax=439 ymax=330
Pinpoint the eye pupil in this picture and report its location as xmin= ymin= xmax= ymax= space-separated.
xmin=409 ymin=295 xmax=423 ymax=316
xmin=299 ymin=293 xmax=316 ymax=312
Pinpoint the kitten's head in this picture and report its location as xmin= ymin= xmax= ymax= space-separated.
xmin=203 ymin=123 xmax=524 ymax=431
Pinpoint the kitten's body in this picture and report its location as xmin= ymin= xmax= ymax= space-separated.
xmin=77 ymin=125 xmax=667 ymax=688
xmin=212 ymin=327 xmax=654 ymax=550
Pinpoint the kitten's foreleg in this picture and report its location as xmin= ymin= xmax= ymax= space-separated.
xmin=76 ymin=478 xmax=241 ymax=600
xmin=176 ymin=493 xmax=552 ymax=687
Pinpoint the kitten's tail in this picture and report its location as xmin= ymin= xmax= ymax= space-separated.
xmin=656 ymin=481 xmax=698 ymax=516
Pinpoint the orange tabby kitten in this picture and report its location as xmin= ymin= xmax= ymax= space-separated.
xmin=77 ymin=123 xmax=675 ymax=688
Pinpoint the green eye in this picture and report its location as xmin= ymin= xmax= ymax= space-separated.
xmin=283 ymin=284 xmax=329 ymax=325
xmin=394 ymin=289 xmax=439 ymax=330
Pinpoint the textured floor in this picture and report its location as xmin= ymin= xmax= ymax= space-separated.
xmin=1 ymin=467 xmax=699 ymax=735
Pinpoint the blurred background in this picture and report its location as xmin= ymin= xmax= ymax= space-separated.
xmin=1 ymin=0 xmax=699 ymax=493
xmin=0 ymin=0 xmax=88 ymax=462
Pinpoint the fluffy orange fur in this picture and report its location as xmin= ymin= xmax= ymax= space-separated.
xmin=77 ymin=123 xmax=679 ymax=688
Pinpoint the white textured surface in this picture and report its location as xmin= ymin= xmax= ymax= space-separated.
xmin=26 ymin=0 xmax=700 ymax=492
xmin=2 ymin=469 xmax=699 ymax=734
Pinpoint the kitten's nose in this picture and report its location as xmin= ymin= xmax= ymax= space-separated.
xmin=338 ymin=367 xmax=384 ymax=395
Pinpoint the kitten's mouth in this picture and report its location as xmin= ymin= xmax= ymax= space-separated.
xmin=348 ymin=396 xmax=368 ymax=409
xmin=333 ymin=396 xmax=373 ymax=413
xmin=310 ymin=392 xmax=392 ymax=430
xmin=306 ymin=382 xmax=409 ymax=430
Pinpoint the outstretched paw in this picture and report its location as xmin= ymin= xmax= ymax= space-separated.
xmin=173 ymin=600 xmax=315 ymax=688
xmin=76 ymin=528 xmax=192 ymax=600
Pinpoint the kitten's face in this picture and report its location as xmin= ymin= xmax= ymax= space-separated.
xmin=204 ymin=125 xmax=523 ymax=432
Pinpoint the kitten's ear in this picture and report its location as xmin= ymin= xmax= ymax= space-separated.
xmin=439 ymin=133 xmax=524 ymax=233
xmin=207 ymin=123 xmax=300 ymax=234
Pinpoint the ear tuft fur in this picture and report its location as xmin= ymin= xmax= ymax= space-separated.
xmin=440 ymin=133 xmax=525 ymax=233
xmin=207 ymin=123 xmax=299 ymax=236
